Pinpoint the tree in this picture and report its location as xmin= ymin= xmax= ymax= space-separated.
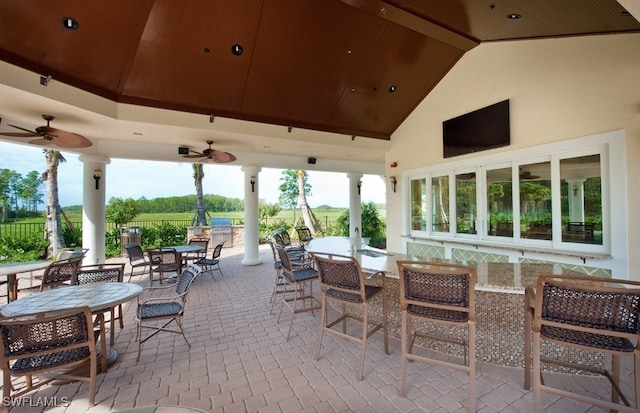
xmin=336 ymin=202 xmax=386 ymax=247
xmin=192 ymin=163 xmax=207 ymax=226
xmin=19 ymin=170 xmax=44 ymax=212
xmin=105 ymin=197 xmax=142 ymax=227
xmin=43 ymin=149 xmax=66 ymax=258
xmin=278 ymin=169 xmax=320 ymax=234
xmin=0 ymin=169 xmax=19 ymax=222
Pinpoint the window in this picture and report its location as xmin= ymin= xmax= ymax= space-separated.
xmin=410 ymin=178 xmax=427 ymax=231
xmin=519 ymin=162 xmax=552 ymax=240
xmin=560 ymin=154 xmax=602 ymax=245
xmin=431 ymin=176 xmax=449 ymax=232
xmin=456 ymin=173 xmax=476 ymax=234
xmin=487 ymin=167 xmax=513 ymax=237
xmin=404 ymin=131 xmax=618 ymax=255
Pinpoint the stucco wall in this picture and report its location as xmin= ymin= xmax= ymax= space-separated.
xmin=386 ymin=33 xmax=640 ymax=279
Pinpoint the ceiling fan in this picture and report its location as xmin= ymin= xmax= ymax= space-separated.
xmin=181 ymin=140 xmax=236 ymax=163
xmin=519 ymin=168 xmax=540 ymax=180
xmin=0 ymin=114 xmax=92 ymax=148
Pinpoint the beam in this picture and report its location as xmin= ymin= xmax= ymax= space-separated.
xmin=338 ymin=0 xmax=479 ymax=51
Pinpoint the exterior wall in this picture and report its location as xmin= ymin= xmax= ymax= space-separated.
xmin=386 ymin=33 xmax=640 ymax=280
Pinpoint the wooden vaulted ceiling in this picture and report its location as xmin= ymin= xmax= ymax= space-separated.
xmin=0 ymin=0 xmax=638 ymax=141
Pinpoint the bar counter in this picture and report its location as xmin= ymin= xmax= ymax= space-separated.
xmin=306 ymin=237 xmax=584 ymax=368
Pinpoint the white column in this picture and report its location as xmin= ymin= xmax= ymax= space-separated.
xmin=79 ymin=154 xmax=111 ymax=265
xmin=567 ymin=179 xmax=586 ymax=222
xmin=347 ymin=173 xmax=363 ymax=248
xmin=241 ymin=165 xmax=261 ymax=265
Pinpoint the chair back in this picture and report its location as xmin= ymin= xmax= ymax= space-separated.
xmin=55 ymin=247 xmax=89 ymax=261
xmin=534 ymin=274 xmax=640 ymax=341
xmin=40 ymin=258 xmax=82 ymax=291
xmin=176 ymin=264 xmax=202 ymax=300
xmin=74 ymin=263 xmax=125 ymax=285
xmin=149 ymin=248 xmax=180 ymax=271
xmin=271 ymin=229 xmax=292 ymax=248
xmin=0 ymin=306 xmax=96 ymax=375
xmin=188 ymin=238 xmax=209 ymax=258
xmin=311 ymin=252 xmax=366 ymax=301
xmin=266 ymin=239 xmax=281 ymax=265
xmin=276 ymin=245 xmax=294 ymax=273
xmin=124 ymin=243 xmax=145 ymax=260
xmin=296 ymin=226 xmax=313 ymax=244
xmin=396 ymin=260 xmax=476 ymax=322
xmin=211 ymin=242 xmax=224 ymax=260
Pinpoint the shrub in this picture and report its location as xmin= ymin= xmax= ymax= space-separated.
xmin=0 ymin=235 xmax=49 ymax=263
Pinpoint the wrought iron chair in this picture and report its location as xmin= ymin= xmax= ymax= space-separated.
xmin=183 ymin=237 xmax=210 ymax=266
xmin=195 ymin=241 xmax=225 ymax=279
xmin=295 ymin=226 xmax=314 ymax=246
xmin=124 ymin=243 xmax=154 ymax=282
xmin=276 ymin=245 xmax=321 ymax=340
xmin=0 ymin=307 xmax=97 ymax=408
xmin=271 ymin=229 xmax=305 ymax=256
xmin=75 ymin=263 xmax=126 ymax=346
xmin=136 ymin=264 xmax=202 ymax=361
xmin=396 ymin=260 xmax=476 ymax=412
xmin=310 ymin=252 xmax=389 ymax=380
xmin=148 ymin=248 xmax=180 ymax=285
xmin=525 ymin=274 xmax=640 ymax=413
xmin=39 ymin=257 xmax=82 ymax=291
xmin=266 ymin=239 xmax=286 ymax=313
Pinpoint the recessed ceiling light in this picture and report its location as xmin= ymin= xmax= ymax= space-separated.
xmin=61 ymin=17 xmax=79 ymax=31
xmin=231 ymin=44 xmax=243 ymax=56
xmin=621 ymin=11 xmax=632 ymax=17
xmin=133 ymin=132 xmax=143 ymax=136
xmin=389 ymin=85 xmax=397 ymax=93
xmin=506 ymin=13 xmax=521 ymax=20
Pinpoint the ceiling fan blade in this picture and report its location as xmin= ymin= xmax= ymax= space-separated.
xmin=6 ymin=124 xmax=39 ymax=136
xmin=28 ymin=138 xmax=54 ymax=146
xmin=183 ymin=150 xmax=206 ymax=158
xmin=210 ymin=150 xmax=236 ymax=163
xmin=0 ymin=131 xmax=39 ymax=137
xmin=35 ymin=126 xmax=92 ymax=148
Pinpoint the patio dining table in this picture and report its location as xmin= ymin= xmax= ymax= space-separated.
xmin=1 ymin=282 xmax=143 ymax=372
xmin=0 ymin=260 xmax=51 ymax=303
xmin=148 ymin=245 xmax=205 ymax=283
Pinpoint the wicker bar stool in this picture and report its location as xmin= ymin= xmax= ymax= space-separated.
xmin=396 ymin=260 xmax=476 ymax=412
xmin=525 ymin=274 xmax=640 ymax=413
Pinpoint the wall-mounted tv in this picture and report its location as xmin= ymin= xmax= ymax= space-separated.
xmin=443 ymin=99 xmax=510 ymax=158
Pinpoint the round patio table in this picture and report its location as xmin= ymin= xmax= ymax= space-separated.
xmin=0 ymin=260 xmax=51 ymax=303
xmin=1 ymin=282 xmax=143 ymax=372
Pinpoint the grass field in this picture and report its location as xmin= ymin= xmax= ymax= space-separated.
xmin=7 ymin=207 xmax=353 ymax=224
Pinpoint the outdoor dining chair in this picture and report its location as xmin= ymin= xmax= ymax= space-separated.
xmin=271 ymin=229 xmax=305 ymax=256
xmin=276 ymin=245 xmax=320 ymax=341
xmin=124 ymin=243 xmax=154 ymax=282
xmin=135 ymin=264 xmax=202 ymax=361
xmin=183 ymin=237 xmax=210 ymax=267
xmin=74 ymin=263 xmax=126 ymax=346
xmin=310 ymin=252 xmax=388 ymax=380
xmin=525 ymin=274 xmax=640 ymax=413
xmin=195 ymin=241 xmax=225 ymax=279
xmin=148 ymin=247 xmax=180 ymax=285
xmin=0 ymin=307 xmax=97 ymax=410
xmin=396 ymin=260 xmax=477 ymax=412
xmin=295 ymin=226 xmax=314 ymax=246
xmin=39 ymin=257 xmax=82 ymax=291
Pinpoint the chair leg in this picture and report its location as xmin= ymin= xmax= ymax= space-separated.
xmin=285 ymin=284 xmax=300 ymax=341
xmin=532 ymin=332 xmax=542 ymax=413
xmin=357 ymin=303 xmax=369 ymax=381
xmin=467 ymin=321 xmax=476 ymax=413
xmin=315 ymin=294 xmax=327 ymax=360
xmin=399 ymin=310 xmax=408 ymax=396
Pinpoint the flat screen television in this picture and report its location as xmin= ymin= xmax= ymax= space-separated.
xmin=443 ymin=99 xmax=510 ymax=158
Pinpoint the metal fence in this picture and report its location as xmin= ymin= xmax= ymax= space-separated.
xmin=0 ymin=216 xmax=339 ymax=239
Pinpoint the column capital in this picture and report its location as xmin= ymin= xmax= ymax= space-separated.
xmin=79 ymin=154 xmax=111 ymax=165
xmin=241 ymin=164 xmax=261 ymax=175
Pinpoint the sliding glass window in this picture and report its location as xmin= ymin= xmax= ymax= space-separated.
xmin=431 ymin=176 xmax=450 ymax=232
xmin=410 ymin=178 xmax=427 ymax=231
xmin=487 ymin=167 xmax=513 ymax=237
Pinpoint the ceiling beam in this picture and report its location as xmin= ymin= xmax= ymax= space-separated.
xmin=338 ymin=0 xmax=479 ymax=51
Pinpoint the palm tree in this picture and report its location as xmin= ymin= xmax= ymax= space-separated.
xmin=43 ymin=149 xmax=66 ymax=258
xmin=193 ymin=163 xmax=207 ymax=226
xmin=296 ymin=170 xmax=320 ymax=234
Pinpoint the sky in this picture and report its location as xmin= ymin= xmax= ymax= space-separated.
xmin=0 ymin=141 xmax=386 ymax=208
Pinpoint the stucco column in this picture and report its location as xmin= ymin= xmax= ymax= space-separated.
xmin=78 ymin=154 xmax=111 ymax=265
xmin=347 ymin=173 xmax=363 ymax=248
xmin=241 ymin=165 xmax=261 ymax=265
